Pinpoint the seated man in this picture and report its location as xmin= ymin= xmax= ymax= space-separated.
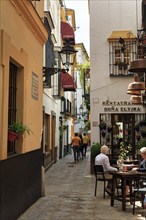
xmin=95 ymin=145 xmax=118 ymax=189
xmin=95 ymin=145 xmax=118 ymax=173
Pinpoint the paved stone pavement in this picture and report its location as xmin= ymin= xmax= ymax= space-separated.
xmin=18 ymin=149 xmax=146 ymax=220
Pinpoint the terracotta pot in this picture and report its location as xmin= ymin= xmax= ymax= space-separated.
xmin=8 ymin=131 xmax=17 ymax=142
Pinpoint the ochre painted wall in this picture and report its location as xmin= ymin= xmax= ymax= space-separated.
xmin=0 ymin=0 xmax=48 ymax=159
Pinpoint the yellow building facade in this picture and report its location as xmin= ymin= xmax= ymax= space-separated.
xmin=0 ymin=1 xmax=48 ymax=218
xmin=0 ymin=0 xmax=48 ymax=159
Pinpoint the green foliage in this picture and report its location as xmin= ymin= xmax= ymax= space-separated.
xmin=84 ymin=121 xmax=90 ymax=132
xmin=98 ymin=121 xmax=106 ymax=130
xmin=59 ymin=125 xmax=67 ymax=136
xmin=8 ymin=121 xmax=32 ymax=135
xmin=134 ymin=122 xmax=140 ymax=131
xmin=84 ymin=100 xmax=90 ymax=112
xmin=119 ymin=142 xmax=132 ymax=160
xmin=79 ymin=61 xmax=90 ymax=86
xmin=139 ymin=138 xmax=146 ymax=149
xmin=91 ymin=142 xmax=101 ymax=159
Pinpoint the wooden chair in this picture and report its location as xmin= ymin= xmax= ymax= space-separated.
xmin=94 ymin=164 xmax=112 ymax=198
xmin=132 ymin=177 xmax=146 ymax=215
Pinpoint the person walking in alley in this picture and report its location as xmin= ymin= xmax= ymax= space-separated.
xmin=79 ymin=134 xmax=84 ymax=159
xmin=71 ymin=133 xmax=81 ymax=162
xmin=82 ymin=133 xmax=89 ymax=157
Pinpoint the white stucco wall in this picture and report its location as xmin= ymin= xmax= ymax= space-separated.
xmin=90 ymin=0 xmax=144 ymax=144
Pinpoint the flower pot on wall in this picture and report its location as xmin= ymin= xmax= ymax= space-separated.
xmin=134 ymin=123 xmax=140 ymax=132
xmin=107 ymin=127 xmax=112 ymax=133
xmin=141 ymin=131 xmax=146 ymax=138
xmin=106 ymin=137 xmax=110 ymax=143
xmin=139 ymin=120 xmax=146 ymax=127
xmin=136 ymin=135 xmax=141 ymax=141
xmin=101 ymin=131 xmax=106 ymax=137
xmin=8 ymin=131 xmax=18 ymax=142
xmin=99 ymin=121 xmax=106 ymax=131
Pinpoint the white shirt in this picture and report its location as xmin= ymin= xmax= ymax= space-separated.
xmin=95 ymin=153 xmax=117 ymax=172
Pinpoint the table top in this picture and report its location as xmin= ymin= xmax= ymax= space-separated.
xmin=123 ymin=160 xmax=139 ymax=165
xmin=109 ymin=170 xmax=146 ymax=178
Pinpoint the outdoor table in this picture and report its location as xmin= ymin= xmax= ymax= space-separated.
xmin=109 ymin=170 xmax=146 ymax=211
xmin=123 ymin=160 xmax=139 ymax=165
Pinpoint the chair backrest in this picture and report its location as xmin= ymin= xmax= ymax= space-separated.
xmin=94 ymin=164 xmax=105 ymax=179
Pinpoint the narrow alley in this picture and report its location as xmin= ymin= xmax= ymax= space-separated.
xmin=18 ymin=149 xmax=145 ymax=220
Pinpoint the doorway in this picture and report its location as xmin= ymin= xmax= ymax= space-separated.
xmin=111 ymin=114 xmax=135 ymax=159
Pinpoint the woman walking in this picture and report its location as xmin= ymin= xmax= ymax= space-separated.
xmin=71 ymin=133 xmax=81 ymax=162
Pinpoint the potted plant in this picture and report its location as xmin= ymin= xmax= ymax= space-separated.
xmin=98 ymin=121 xmax=106 ymax=131
xmin=106 ymin=134 xmax=110 ymax=143
xmin=59 ymin=125 xmax=67 ymax=137
xmin=136 ymin=135 xmax=141 ymax=142
xmin=84 ymin=120 xmax=90 ymax=132
xmin=119 ymin=142 xmax=132 ymax=160
xmin=140 ymin=128 xmax=146 ymax=138
xmin=139 ymin=138 xmax=146 ymax=148
xmin=134 ymin=122 xmax=140 ymax=132
xmin=90 ymin=142 xmax=101 ymax=174
xmin=8 ymin=121 xmax=32 ymax=142
xmin=139 ymin=119 xmax=146 ymax=127
xmin=101 ymin=130 xmax=106 ymax=137
xmin=107 ymin=124 xmax=112 ymax=133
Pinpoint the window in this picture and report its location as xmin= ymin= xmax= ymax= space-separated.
xmin=8 ymin=62 xmax=17 ymax=155
xmin=44 ymin=114 xmax=50 ymax=153
xmin=66 ymin=99 xmax=71 ymax=114
xmin=109 ymin=40 xmax=137 ymax=76
xmin=60 ymin=96 xmax=65 ymax=114
xmin=52 ymin=51 xmax=61 ymax=97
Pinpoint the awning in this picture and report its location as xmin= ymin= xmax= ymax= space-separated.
xmin=108 ymin=31 xmax=136 ymax=41
xmin=60 ymin=72 xmax=76 ymax=92
xmin=61 ymin=21 xmax=75 ymax=45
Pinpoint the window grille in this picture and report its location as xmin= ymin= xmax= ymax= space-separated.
xmin=109 ymin=40 xmax=137 ymax=76
xmin=8 ymin=62 xmax=17 ymax=155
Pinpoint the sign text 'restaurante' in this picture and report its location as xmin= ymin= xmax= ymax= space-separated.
xmin=102 ymin=101 xmax=132 ymax=106
xmin=102 ymin=101 xmax=141 ymax=112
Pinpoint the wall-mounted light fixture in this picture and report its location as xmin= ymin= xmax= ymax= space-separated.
xmin=43 ymin=40 xmax=78 ymax=84
xmin=59 ymin=40 xmax=78 ymax=69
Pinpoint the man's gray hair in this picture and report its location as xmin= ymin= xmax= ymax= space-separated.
xmin=100 ymin=145 xmax=109 ymax=154
xmin=140 ymin=147 xmax=146 ymax=154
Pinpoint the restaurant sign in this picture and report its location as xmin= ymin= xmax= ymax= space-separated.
xmin=102 ymin=101 xmax=141 ymax=112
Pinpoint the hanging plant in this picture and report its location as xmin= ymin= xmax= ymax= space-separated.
xmin=136 ymin=135 xmax=141 ymax=141
xmin=59 ymin=125 xmax=67 ymax=136
xmin=101 ymin=130 xmax=106 ymax=137
xmin=84 ymin=121 xmax=90 ymax=131
xmin=107 ymin=124 xmax=112 ymax=133
xmin=79 ymin=61 xmax=90 ymax=87
xmin=141 ymin=128 xmax=146 ymax=138
xmin=99 ymin=121 xmax=106 ymax=131
xmin=139 ymin=119 xmax=146 ymax=127
xmin=106 ymin=137 xmax=110 ymax=142
xmin=134 ymin=122 xmax=140 ymax=132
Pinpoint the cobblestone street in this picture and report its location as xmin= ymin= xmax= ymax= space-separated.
xmin=18 ymin=149 xmax=146 ymax=220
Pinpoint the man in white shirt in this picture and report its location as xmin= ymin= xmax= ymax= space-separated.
xmin=95 ymin=145 xmax=117 ymax=172
xmin=95 ymin=145 xmax=118 ymax=190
